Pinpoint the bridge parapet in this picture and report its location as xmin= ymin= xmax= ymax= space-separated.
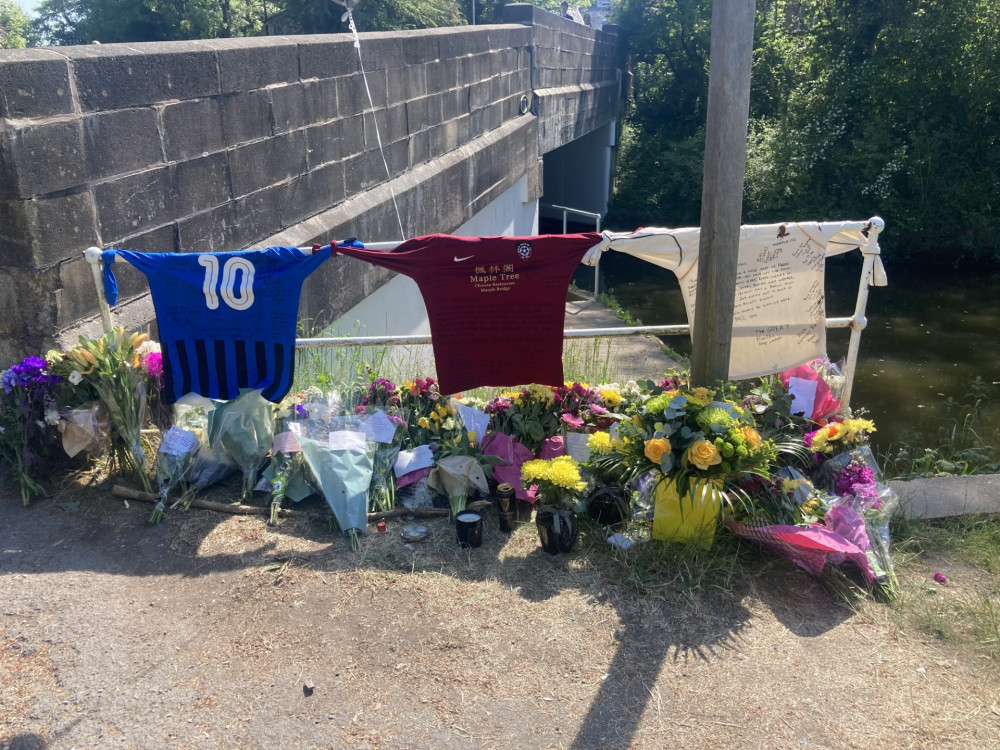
xmin=0 ymin=8 xmax=624 ymax=363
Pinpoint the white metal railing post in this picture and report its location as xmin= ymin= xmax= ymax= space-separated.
xmin=546 ymin=203 xmax=603 ymax=299
xmin=84 ymin=247 xmax=115 ymax=334
xmin=839 ymin=216 xmax=884 ymax=410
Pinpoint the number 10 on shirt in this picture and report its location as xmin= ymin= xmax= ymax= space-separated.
xmin=198 ymin=255 xmax=256 ymax=311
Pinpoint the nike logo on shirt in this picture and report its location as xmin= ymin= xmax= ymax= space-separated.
xmin=454 ymin=255 xmax=475 ymax=262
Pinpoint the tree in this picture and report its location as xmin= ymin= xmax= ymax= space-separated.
xmin=0 ymin=0 xmax=31 ymax=48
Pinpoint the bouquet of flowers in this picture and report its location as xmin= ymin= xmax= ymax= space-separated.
xmin=485 ymin=383 xmax=562 ymax=453
xmin=210 ymin=389 xmax=275 ymax=501
xmin=521 ymin=455 xmax=587 ymax=553
xmin=299 ymin=429 xmax=374 ymax=549
xmin=398 ymin=377 xmax=464 ymax=449
xmin=591 ymin=385 xmax=779 ymax=498
xmin=149 ymin=426 xmax=200 ymax=523
xmin=65 ymin=328 xmax=153 ymax=491
xmin=359 ymin=408 xmax=407 ymax=512
xmin=0 ymin=356 xmax=63 ymax=504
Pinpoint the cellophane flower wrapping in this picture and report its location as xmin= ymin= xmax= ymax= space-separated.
xmin=298 ymin=429 xmax=374 ymax=548
xmin=149 ymin=426 xmax=200 ymax=523
xmin=66 ymin=329 xmax=153 ymax=492
xmin=357 ymin=408 xmax=407 ymax=513
xmin=172 ymin=395 xmax=237 ymax=507
xmin=210 ymin=389 xmax=274 ymax=501
xmin=58 ymin=401 xmax=112 ymax=459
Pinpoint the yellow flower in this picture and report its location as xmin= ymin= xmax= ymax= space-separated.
xmin=691 ymin=387 xmax=710 ymax=400
xmin=842 ymin=418 xmax=876 ymax=442
xmin=587 ymin=431 xmax=614 ymax=455
xmin=520 ymin=459 xmax=550 ymax=484
xmin=417 ymin=417 xmax=430 ymax=429
xmin=468 ymin=431 xmax=477 ymax=445
xmin=782 ymin=478 xmax=804 ymax=493
xmin=526 ymin=383 xmax=555 ymax=405
xmin=598 ymin=387 xmax=622 ymax=408
xmin=687 ymin=439 xmax=722 ymax=470
xmin=738 ymin=425 xmax=763 ymax=452
xmin=644 ymin=437 xmax=671 ymax=464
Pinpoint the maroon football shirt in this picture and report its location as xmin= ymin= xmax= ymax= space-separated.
xmin=336 ymin=233 xmax=600 ymax=394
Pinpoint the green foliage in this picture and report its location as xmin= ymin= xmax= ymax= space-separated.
xmin=882 ymin=378 xmax=1000 ymax=479
xmin=0 ymin=0 xmax=31 ymax=48
xmin=30 ymin=0 xmax=468 ymax=45
xmin=610 ymin=0 xmax=1000 ymax=263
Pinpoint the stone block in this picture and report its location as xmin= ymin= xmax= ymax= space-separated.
xmin=176 ymin=188 xmax=281 ymax=252
xmin=425 ymin=59 xmax=460 ymax=95
xmin=407 ymin=128 xmax=430 ymax=167
xmin=440 ymin=87 xmax=468 ymax=122
xmin=174 ymin=152 xmax=230 ymax=216
xmin=272 ymin=78 xmax=338 ymax=134
xmin=204 ymin=37 xmax=299 ymax=94
xmin=94 ymin=166 xmax=177 ymax=241
xmin=438 ymin=28 xmax=489 ymax=60
xmin=280 ymin=162 xmax=345 ymax=228
xmin=406 ymin=95 xmax=442 ymax=135
xmin=297 ymin=36 xmax=359 ymax=81
xmin=56 ymin=256 xmax=101 ymax=328
xmin=305 ymin=119 xmax=343 ymax=168
xmin=25 ymin=189 xmax=101 ymax=268
xmin=371 ymin=104 xmax=408 ymax=145
xmin=384 ymin=140 xmax=409 ymax=179
xmin=161 ymin=98 xmax=226 ymax=161
xmin=1 ymin=120 xmax=87 ymax=198
xmin=64 ymin=43 xmax=220 ymax=112
xmin=83 ymin=108 xmax=162 ymax=181
xmin=229 ymin=130 xmax=307 ymax=198
xmin=403 ymin=34 xmax=440 ymax=65
xmin=337 ymin=72 xmax=387 ymax=116
xmin=356 ymin=34 xmax=407 ymax=71
xmin=220 ymin=90 xmax=272 ymax=146
xmin=0 ymin=50 xmax=74 ymax=119
xmin=0 ymin=199 xmax=31 ymax=266
xmin=343 ymin=151 xmax=382 ymax=196
xmin=387 ymin=65 xmax=427 ymax=104
xmin=469 ymin=79 xmax=495 ymax=110
xmin=502 ymin=2 xmax=539 ymax=24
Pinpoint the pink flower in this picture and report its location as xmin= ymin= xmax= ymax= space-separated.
xmin=933 ymin=572 xmax=947 ymax=584
xmin=143 ymin=351 xmax=163 ymax=381
xmin=561 ymin=413 xmax=584 ymax=428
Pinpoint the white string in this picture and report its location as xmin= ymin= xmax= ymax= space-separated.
xmin=347 ymin=11 xmax=406 ymax=242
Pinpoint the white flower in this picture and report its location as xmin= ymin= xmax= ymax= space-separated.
xmin=45 ymin=406 xmax=60 ymax=426
xmin=36 ymin=420 xmax=46 ymax=430
xmin=69 ymin=370 xmax=83 ymax=386
xmin=137 ymin=339 xmax=162 ymax=357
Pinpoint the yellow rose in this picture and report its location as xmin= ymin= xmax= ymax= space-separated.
xmin=738 ymin=425 xmax=763 ymax=452
xmin=644 ymin=437 xmax=671 ymax=463
xmin=691 ymin=387 xmax=710 ymax=400
xmin=687 ymin=439 xmax=722 ymax=470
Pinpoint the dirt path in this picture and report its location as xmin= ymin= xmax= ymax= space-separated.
xmin=3 ymin=484 xmax=1000 ymax=750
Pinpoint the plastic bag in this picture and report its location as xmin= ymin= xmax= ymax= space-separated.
xmin=59 ymin=401 xmax=111 ymax=458
xmin=299 ymin=432 xmax=373 ymax=549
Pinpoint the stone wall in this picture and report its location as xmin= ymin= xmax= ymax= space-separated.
xmin=0 ymin=7 xmax=623 ymax=364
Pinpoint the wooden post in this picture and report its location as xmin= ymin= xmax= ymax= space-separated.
xmin=691 ymin=0 xmax=756 ymax=386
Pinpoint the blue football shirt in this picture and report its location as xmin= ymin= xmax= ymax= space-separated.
xmin=102 ymin=247 xmax=330 ymax=404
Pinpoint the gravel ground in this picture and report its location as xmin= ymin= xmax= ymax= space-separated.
xmin=3 ymin=482 xmax=1000 ymax=750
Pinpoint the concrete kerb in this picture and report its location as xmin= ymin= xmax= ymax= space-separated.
xmin=888 ymin=473 xmax=1000 ymax=520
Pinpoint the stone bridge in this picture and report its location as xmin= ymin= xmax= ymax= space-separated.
xmin=0 ymin=4 xmax=624 ymax=364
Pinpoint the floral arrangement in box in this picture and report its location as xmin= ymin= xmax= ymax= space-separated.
xmin=398 ymin=377 xmax=464 ymax=449
xmin=593 ymin=384 xmax=779 ymax=497
xmin=485 ymin=383 xmax=563 ymax=453
xmin=0 ymin=356 xmax=64 ymax=504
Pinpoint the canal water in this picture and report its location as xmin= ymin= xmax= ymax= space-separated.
xmin=583 ymin=251 xmax=1000 ymax=461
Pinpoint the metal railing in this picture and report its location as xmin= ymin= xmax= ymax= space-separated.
xmin=82 ymin=218 xmax=883 ymax=410
xmin=543 ymin=203 xmax=602 ymax=299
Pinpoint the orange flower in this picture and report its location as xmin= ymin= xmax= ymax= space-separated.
xmin=644 ymin=437 xmax=671 ymax=463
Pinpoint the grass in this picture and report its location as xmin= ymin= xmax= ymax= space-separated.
xmin=872 ymin=513 xmax=1000 ymax=662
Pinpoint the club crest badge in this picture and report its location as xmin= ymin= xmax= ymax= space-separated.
xmin=515 ymin=242 xmax=533 ymax=260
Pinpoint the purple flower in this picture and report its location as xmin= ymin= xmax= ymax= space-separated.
xmin=933 ymin=572 xmax=947 ymax=584
xmin=294 ymin=404 xmax=308 ymax=419
xmin=143 ymin=351 xmax=163 ymax=381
